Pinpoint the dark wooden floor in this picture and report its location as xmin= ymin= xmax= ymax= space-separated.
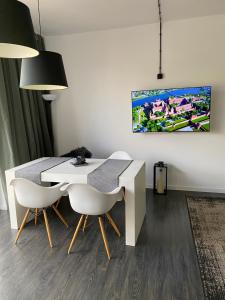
xmin=0 ymin=189 xmax=211 ymax=300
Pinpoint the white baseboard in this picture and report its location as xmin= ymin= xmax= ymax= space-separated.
xmin=146 ymin=184 xmax=225 ymax=194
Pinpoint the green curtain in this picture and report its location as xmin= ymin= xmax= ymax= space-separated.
xmin=0 ymin=37 xmax=53 ymax=210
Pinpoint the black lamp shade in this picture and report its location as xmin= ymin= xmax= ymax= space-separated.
xmin=20 ymin=50 xmax=68 ymax=90
xmin=0 ymin=0 xmax=39 ymax=58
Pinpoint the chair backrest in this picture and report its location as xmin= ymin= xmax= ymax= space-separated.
xmin=108 ymin=151 xmax=132 ymax=160
xmin=10 ymin=178 xmax=64 ymax=209
xmin=61 ymin=184 xmax=123 ymax=215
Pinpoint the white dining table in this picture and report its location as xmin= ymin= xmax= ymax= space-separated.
xmin=5 ymin=157 xmax=146 ymax=246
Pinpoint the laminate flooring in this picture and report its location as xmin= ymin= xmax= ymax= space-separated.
xmin=0 ymin=189 xmax=215 ymax=300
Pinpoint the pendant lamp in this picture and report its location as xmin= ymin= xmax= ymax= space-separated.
xmin=20 ymin=51 xmax=68 ymax=90
xmin=20 ymin=0 xmax=68 ymax=91
xmin=0 ymin=0 xmax=38 ymax=58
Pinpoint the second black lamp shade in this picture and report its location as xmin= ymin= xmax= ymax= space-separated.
xmin=20 ymin=50 xmax=68 ymax=90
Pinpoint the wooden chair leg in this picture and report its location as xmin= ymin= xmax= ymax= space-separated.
xmin=15 ymin=208 xmax=30 ymax=244
xmin=68 ymin=215 xmax=84 ymax=254
xmin=106 ymin=212 xmax=121 ymax=237
xmin=55 ymin=198 xmax=61 ymax=208
xmin=83 ymin=215 xmax=89 ymax=232
xmin=34 ymin=208 xmax=38 ymax=225
xmin=98 ymin=217 xmax=111 ymax=260
xmin=43 ymin=209 xmax=53 ymax=248
xmin=52 ymin=204 xmax=69 ymax=228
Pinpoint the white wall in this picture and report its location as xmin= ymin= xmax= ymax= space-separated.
xmin=46 ymin=15 xmax=225 ymax=192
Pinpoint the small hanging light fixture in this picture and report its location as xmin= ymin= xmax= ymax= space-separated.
xmin=42 ymin=94 xmax=57 ymax=101
xmin=157 ymin=0 xmax=164 ymax=80
xmin=20 ymin=0 xmax=68 ymax=91
xmin=0 ymin=0 xmax=39 ymax=58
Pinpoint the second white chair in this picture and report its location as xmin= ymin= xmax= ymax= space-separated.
xmin=108 ymin=151 xmax=132 ymax=160
xmin=61 ymin=183 xmax=123 ymax=260
xmin=10 ymin=178 xmax=69 ymax=248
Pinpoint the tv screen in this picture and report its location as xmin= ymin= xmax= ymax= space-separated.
xmin=132 ymin=86 xmax=211 ymax=133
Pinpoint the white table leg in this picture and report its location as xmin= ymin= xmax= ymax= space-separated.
xmin=124 ymin=164 xmax=146 ymax=246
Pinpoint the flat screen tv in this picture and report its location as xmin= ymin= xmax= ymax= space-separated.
xmin=132 ymin=86 xmax=211 ymax=133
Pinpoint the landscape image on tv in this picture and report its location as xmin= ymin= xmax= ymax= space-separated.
xmin=132 ymin=86 xmax=211 ymax=132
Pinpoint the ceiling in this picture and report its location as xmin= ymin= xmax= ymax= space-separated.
xmin=21 ymin=0 xmax=225 ymax=36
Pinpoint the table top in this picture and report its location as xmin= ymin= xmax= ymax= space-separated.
xmin=41 ymin=158 xmax=145 ymax=184
xmin=43 ymin=158 xmax=104 ymax=176
xmin=6 ymin=157 xmax=145 ymax=184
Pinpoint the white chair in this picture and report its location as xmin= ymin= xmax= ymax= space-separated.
xmin=108 ymin=151 xmax=132 ymax=160
xmin=10 ymin=178 xmax=69 ymax=248
xmin=61 ymin=183 xmax=123 ymax=259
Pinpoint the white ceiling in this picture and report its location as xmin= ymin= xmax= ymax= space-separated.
xmin=21 ymin=0 xmax=225 ymax=36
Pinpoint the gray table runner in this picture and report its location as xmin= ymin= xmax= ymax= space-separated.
xmin=87 ymin=159 xmax=132 ymax=193
xmin=15 ymin=157 xmax=71 ymax=184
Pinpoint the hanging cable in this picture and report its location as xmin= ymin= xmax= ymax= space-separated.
xmin=157 ymin=0 xmax=163 ymax=79
xmin=38 ymin=0 xmax=42 ymax=37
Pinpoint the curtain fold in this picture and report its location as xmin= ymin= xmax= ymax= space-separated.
xmin=0 ymin=37 xmax=53 ymax=210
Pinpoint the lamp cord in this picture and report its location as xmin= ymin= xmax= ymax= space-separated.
xmin=38 ymin=0 xmax=42 ymax=37
xmin=158 ymin=0 xmax=162 ymax=75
